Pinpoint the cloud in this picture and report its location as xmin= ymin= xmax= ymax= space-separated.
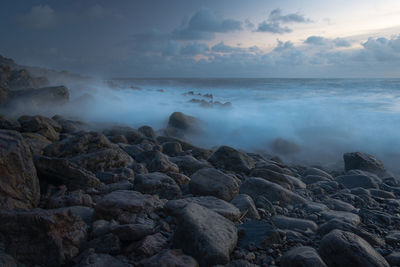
xmin=305 ymin=36 xmax=352 ymax=48
xmin=257 ymin=22 xmax=292 ymax=33
xmin=180 ymin=42 xmax=209 ymax=56
xmin=333 ymin=38 xmax=351 ymax=47
xmin=273 ymin=40 xmax=294 ymax=52
xmin=211 ymin=42 xmax=244 ymax=53
xmin=269 ymin=8 xmax=312 ymax=23
xmin=256 ymin=8 xmax=312 ymax=34
xmin=18 ymin=4 xmax=56 ymax=29
xmin=172 ymin=9 xmax=242 ymax=40
xmin=304 ymin=36 xmax=328 ymax=45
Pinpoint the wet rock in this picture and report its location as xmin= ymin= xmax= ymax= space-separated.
xmin=303 ymin=202 xmax=329 ymax=213
xmin=272 ymin=215 xmax=318 ymax=232
xmin=111 ymin=222 xmax=155 ymax=241
xmin=162 ymin=142 xmax=183 ymax=156
xmin=96 ymin=167 xmax=134 ymax=184
xmin=35 ymin=156 xmax=101 ymax=190
xmin=237 ymin=220 xmax=280 ymax=247
xmin=135 ymin=172 xmax=182 ymax=200
xmin=134 ymin=233 xmax=168 ymax=256
xmin=208 ymin=146 xmax=255 ymax=174
xmin=344 ymin=152 xmax=386 ymax=177
xmin=281 ymin=246 xmax=327 ymax=267
xmin=166 ymin=196 xmax=241 ymax=221
xmin=303 ymin=167 xmax=333 ymax=180
xmin=139 ymin=249 xmax=198 ymax=267
xmin=369 ymin=189 xmax=396 ymax=199
xmin=251 ymin=168 xmax=294 ymax=190
xmin=335 ymin=174 xmax=378 ymax=189
xmin=231 ymin=194 xmax=260 ymax=219
xmin=385 ymin=231 xmax=400 ymax=246
xmin=76 ymin=252 xmax=131 ymax=267
xmin=94 ymin=190 xmax=163 ymax=223
xmin=385 ymin=252 xmax=400 ymax=266
xmin=319 ymin=229 xmax=389 ymax=267
xmin=173 ymin=203 xmax=238 ymax=266
xmin=0 ymin=130 xmax=40 ymax=209
xmin=169 ymin=155 xmax=212 ymax=175
xmin=318 ymin=219 xmax=385 ymax=247
xmin=321 ymin=210 xmax=361 ymax=225
xmin=240 ymin=177 xmax=307 ymax=207
xmin=0 ymin=208 xmax=87 ymax=266
xmin=88 ymin=233 xmax=121 ymax=255
xmin=323 ymin=198 xmax=357 ymax=212
xmin=190 ymin=168 xmax=239 ymax=201
xmin=302 ymin=175 xmax=331 ymax=185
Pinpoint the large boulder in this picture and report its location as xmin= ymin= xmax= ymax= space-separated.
xmin=344 ymin=152 xmax=386 ymax=177
xmin=190 ymin=168 xmax=239 ymax=201
xmin=0 ymin=130 xmax=40 ymax=209
xmin=166 ymin=196 xmax=241 ymax=221
xmin=35 ymin=156 xmax=101 ymax=190
xmin=94 ymin=190 xmax=163 ymax=223
xmin=135 ymin=172 xmax=182 ymax=199
xmin=281 ymin=246 xmax=327 ymax=267
xmin=319 ymin=229 xmax=389 ymax=267
xmin=173 ymin=203 xmax=238 ymax=266
xmin=0 ymin=208 xmax=87 ymax=266
xmin=334 ymin=174 xmax=378 ymax=189
xmin=240 ymin=177 xmax=307 ymax=206
xmin=208 ymin=146 xmax=255 ymax=174
xmin=168 ymin=112 xmax=199 ymax=131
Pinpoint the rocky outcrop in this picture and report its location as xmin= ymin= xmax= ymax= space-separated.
xmin=0 ymin=130 xmax=40 ymax=209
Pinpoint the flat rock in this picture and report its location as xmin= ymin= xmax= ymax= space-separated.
xmin=319 ymin=229 xmax=389 ymax=267
xmin=135 ymin=172 xmax=182 ymax=200
xmin=281 ymin=246 xmax=327 ymax=267
xmin=240 ymin=177 xmax=307 ymax=207
xmin=173 ymin=203 xmax=238 ymax=266
xmin=190 ymin=168 xmax=239 ymax=201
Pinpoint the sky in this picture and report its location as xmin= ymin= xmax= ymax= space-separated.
xmin=1 ymin=0 xmax=400 ymax=77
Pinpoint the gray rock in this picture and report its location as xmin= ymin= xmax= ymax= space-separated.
xmin=231 ymin=194 xmax=260 ymax=219
xmin=162 ymin=142 xmax=183 ymax=156
xmin=18 ymin=115 xmax=60 ymax=141
xmin=240 ymin=177 xmax=307 ymax=207
xmin=111 ymin=222 xmax=155 ymax=241
xmin=321 ymin=210 xmax=361 ymax=225
xmin=135 ymin=172 xmax=182 ymax=200
xmin=335 ymin=174 xmax=378 ymax=189
xmin=281 ymin=246 xmax=327 ymax=267
xmin=88 ymin=233 xmax=121 ymax=255
xmin=138 ymin=125 xmax=155 ymax=139
xmin=134 ymin=233 xmax=168 ymax=256
xmin=323 ymin=198 xmax=357 ymax=212
xmin=94 ymin=190 xmax=164 ymax=223
xmin=385 ymin=252 xmax=400 ymax=266
xmin=165 ymin=196 xmax=241 ymax=221
xmin=250 ymin=168 xmax=294 ymax=190
xmin=208 ymin=146 xmax=255 ymax=174
xmin=169 ymin=155 xmax=212 ymax=176
xmin=302 ymin=175 xmax=331 ymax=185
xmin=369 ymin=189 xmax=396 ymax=199
xmin=0 ymin=130 xmax=40 ymax=209
xmin=190 ymin=168 xmax=239 ymax=201
xmin=21 ymin=132 xmax=52 ymax=155
xmin=140 ymin=249 xmax=198 ymax=267
xmin=173 ymin=203 xmax=238 ymax=266
xmin=77 ymin=252 xmax=131 ymax=267
xmin=319 ymin=229 xmax=389 ymax=267
xmin=344 ymin=152 xmax=386 ymax=177
xmin=303 ymin=167 xmax=333 ymax=180
xmin=303 ymin=202 xmax=329 ymax=213
xmin=272 ymin=215 xmax=318 ymax=232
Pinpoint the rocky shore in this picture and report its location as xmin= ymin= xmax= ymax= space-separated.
xmin=0 ymin=55 xmax=399 ymax=267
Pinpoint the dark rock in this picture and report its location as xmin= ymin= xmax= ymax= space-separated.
xmin=190 ymin=168 xmax=239 ymax=201
xmin=111 ymin=223 xmax=155 ymax=241
xmin=165 ymin=196 xmax=241 ymax=221
xmin=237 ymin=220 xmax=280 ymax=247
xmin=0 ymin=251 xmax=20 ymax=267
xmin=272 ymin=215 xmax=318 ymax=232
xmin=281 ymin=246 xmax=327 ymax=267
xmin=240 ymin=177 xmax=307 ymax=206
xmin=135 ymin=172 xmax=182 ymax=199
xmin=21 ymin=132 xmax=52 ymax=155
xmin=321 ymin=210 xmax=361 ymax=225
xmin=0 ymin=130 xmax=40 ymax=209
xmin=88 ymin=233 xmax=121 ymax=255
xmin=157 ymin=136 xmax=212 ymax=159
xmin=322 ymin=198 xmax=356 ymax=212
xmin=208 ymin=146 xmax=255 ymax=174
xmin=138 ymin=125 xmax=155 ymax=139
xmin=0 ymin=116 xmax=20 ymax=131
xmin=335 ymin=174 xmax=379 ymax=189
xmin=319 ymin=229 xmax=389 ymax=267
xmin=231 ymin=194 xmax=260 ymax=219
xmin=166 ymin=172 xmax=190 ymax=187
xmin=162 ymin=142 xmax=183 ymax=156
xmin=99 ymin=180 xmax=134 ymax=194
xmin=134 ymin=233 xmax=168 ymax=256
xmin=44 ymin=187 xmax=93 ymax=208
xmin=344 ymin=152 xmax=386 ymax=177
xmin=54 ymin=206 xmax=94 ymax=224
xmin=385 ymin=252 xmax=400 ymax=266
xmin=369 ymin=189 xmax=396 ymax=199
xmin=103 ymin=126 xmax=143 ymax=144
xmin=139 ymin=249 xmax=198 ymax=267
xmin=302 ymin=175 xmax=331 ymax=185
xmin=173 ymin=203 xmax=238 ymax=266
xmin=251 ymin=168 xmax=294 ymax=190
xmin=303 ymin=167 xmax=333 ymax=180
xmin=76 ymin=252 xmax=131 ymax=267
xmin=94 ymin=190 xmax=163 ymax=223
xmin=318 ymin=219 xmax=385 ymax=247
xmin=9 ymin=86 xmax=69 ymax=107
xmin=35 ymin=156 xmax=101 ymax=190
xmin=0 ymin=208 xmax=87 ymax=266
xmin=137 ymin=150 xmax=179 ymax=173
xmin=168 ymin=112 xmax=199 ymax=131
xmin=169 ymin=155 xmax=212 ymax=175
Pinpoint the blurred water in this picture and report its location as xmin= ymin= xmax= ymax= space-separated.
xmin=66 ymin=78 xmax=400 ymax=173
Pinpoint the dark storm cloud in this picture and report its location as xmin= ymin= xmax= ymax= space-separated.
xmin=211 ymin=42 xmax=245 ymax=53
xmin=180 ymin=42 xmax=209 ymax=55
xmin=256 ymin=8 xmax=312 ymax=34
xmin=172 ymin=9 xmax=242 ymax=40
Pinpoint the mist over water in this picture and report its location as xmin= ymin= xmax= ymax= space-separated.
xmin=52 ymin=78 xmax=400 ymax=174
